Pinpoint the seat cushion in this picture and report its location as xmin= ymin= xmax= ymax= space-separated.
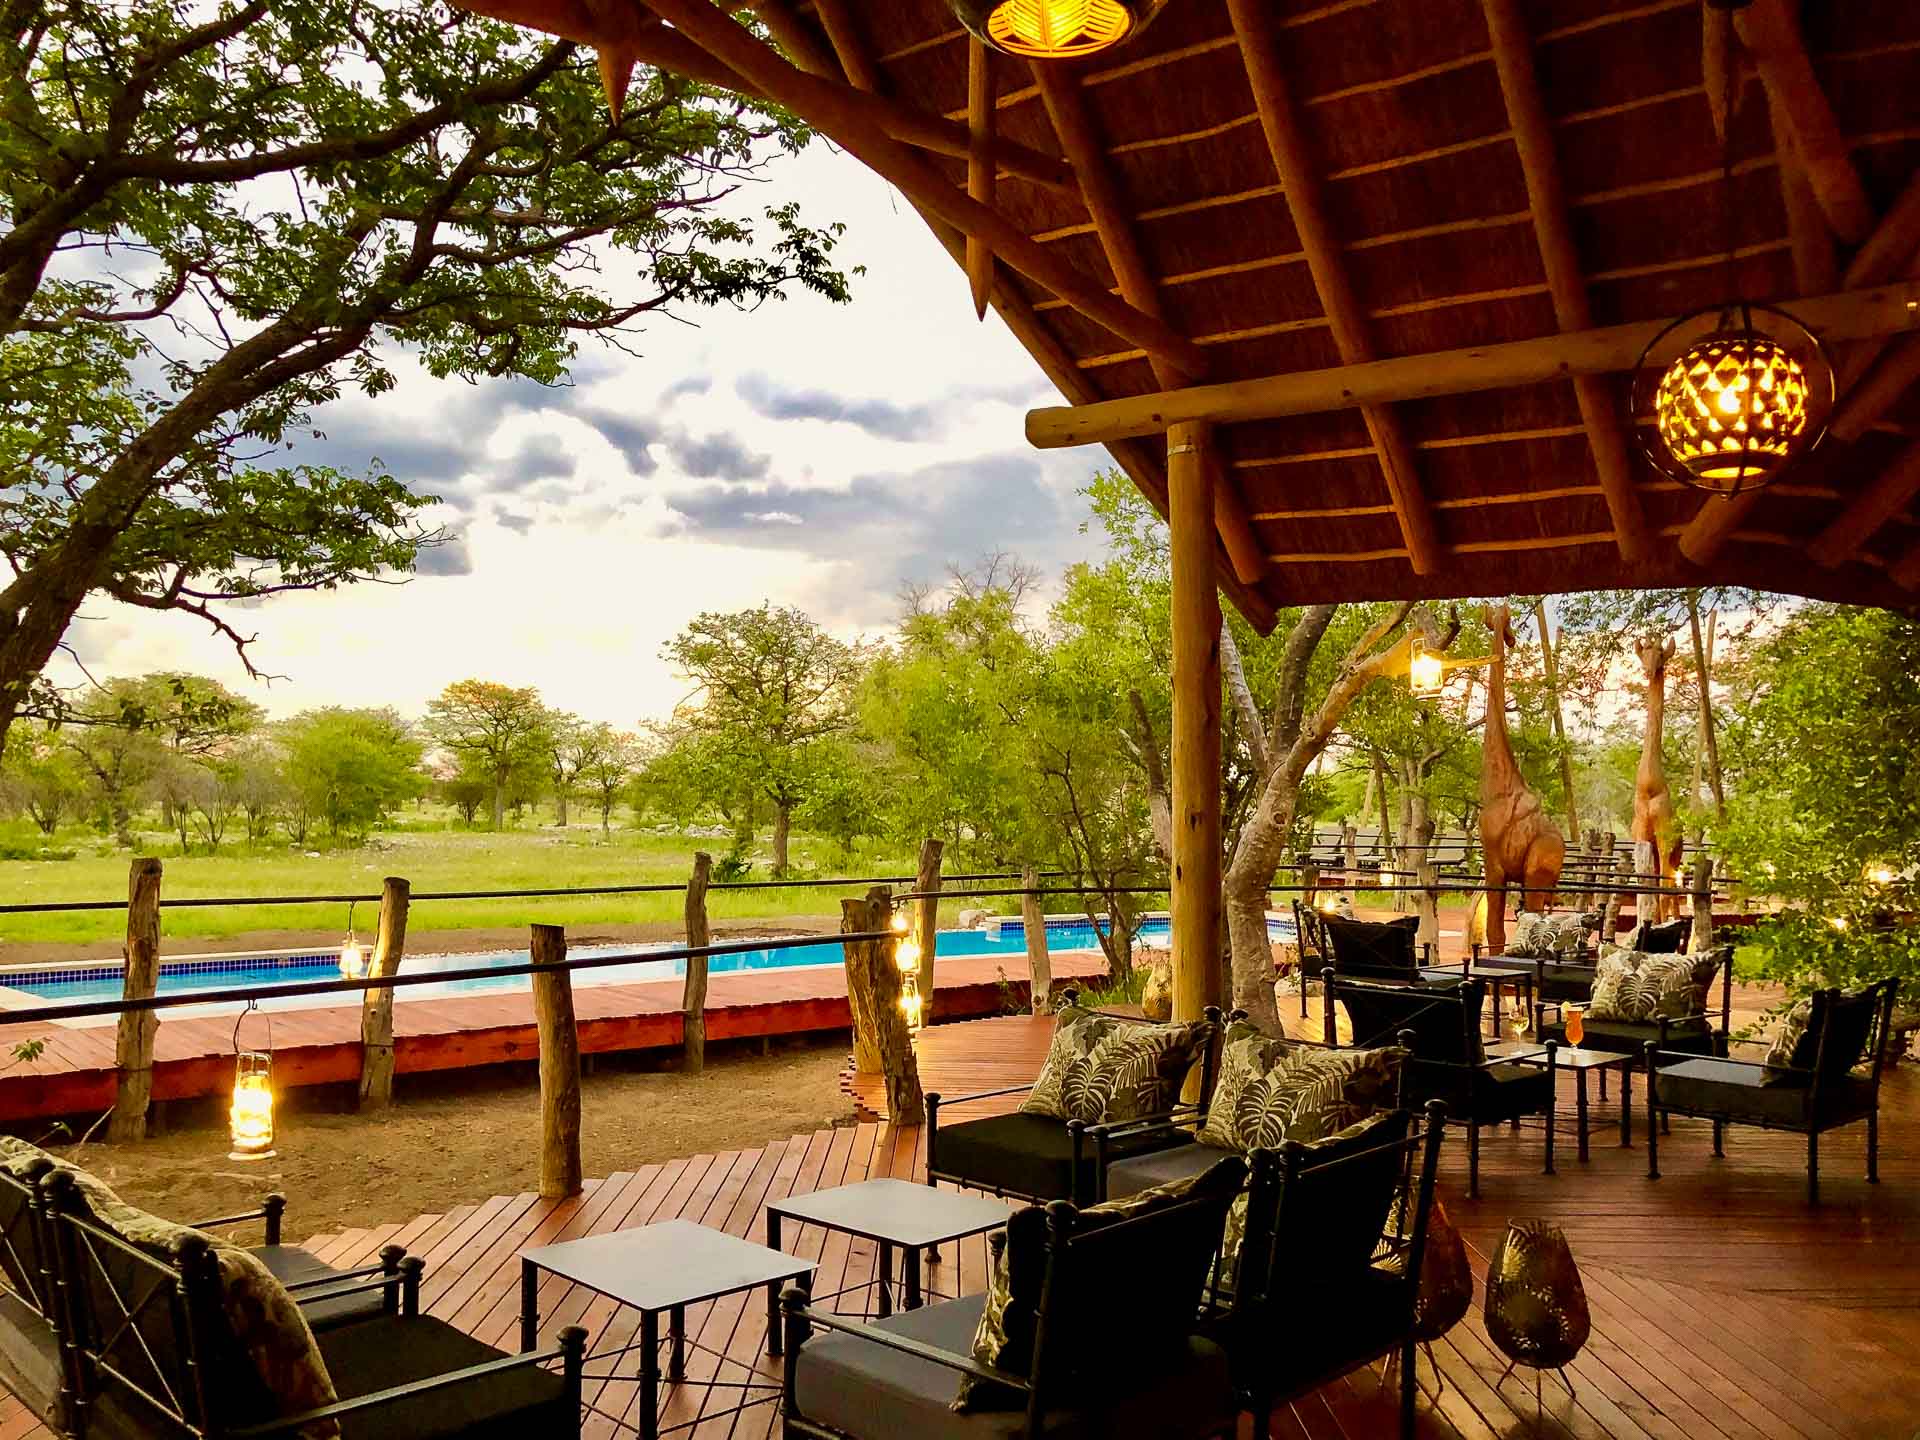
xmin=255 ymin=1246 xmax=388 ymax=1332
xmin=0 ymin=1291 xmax=61 ymax=1422
xmin=934 ymin=1113 xmax=1185 ymax=1203
xmin=1655 ymin=1058 xmax=1813 ymax=1126
xmin=794 ymin=1295 xmax=1234 ymax=1440
xmin=1408 ymin=1060 xmax=1552 ymax=1123
xmin=318 ymin=1314 xmax=572 ymax=1440
xmin=1105 ymin=1141 xmax=1233 ymax=1199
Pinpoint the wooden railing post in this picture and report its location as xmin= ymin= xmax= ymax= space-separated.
xmin=357 ymin=876 xmax=411 ymax=1110
xmin=531 ymin=924 xmax=583 ymax=1198
xmin=914 ymin=837 xmax=944 ymax=1024
xmin=1414 ymin=860 xmax=1440 ymax=953
xmin=109 ymin=858 xmax=162 ymax=1143
xmin=1603 ymin=848 xmax=1633 ymax=943
xmin=682 ymin=852 xmax=712 ymax=1074
xmin=841 ymin=887 xmax=924 ymax=1124
xmin=1021 ymin=866 xmax=1053 ymax=1015
xmin=1691 ymin=854 xmax=1716 ymax=953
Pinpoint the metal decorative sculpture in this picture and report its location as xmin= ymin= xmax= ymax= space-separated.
xmin=1381 ymin=1196 xmax=1474 ymax=1400
xmin=1633 ymin=636 xmax=1685 ymax=923
xmin=1478 ymin=605 xmax=1565 ymax=954
xmin=1485 ymin=1219 xmax=1590 ymax=1406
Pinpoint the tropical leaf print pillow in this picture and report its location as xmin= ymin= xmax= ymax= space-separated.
xmin=1587 ymin=951 xmax=1718 ymax=1023
xmin=1198 ymin=1018 xmax=1291 ymax=1149
xmin=1212 ymin=1044 xmax=1404 ymax=1152
xmin=1019 ymin=1002 xmax=1125 ymax=1119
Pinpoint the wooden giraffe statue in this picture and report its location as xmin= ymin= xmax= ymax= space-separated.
xmin=1478 ymin=604 xmax=1565 ymax=953
xmin=1634 ymin=636 xmax=1685 ymax=923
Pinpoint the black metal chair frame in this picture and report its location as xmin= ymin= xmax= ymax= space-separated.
xmin=1644 ymin=979 xmax=1900 ymax=1206
xmin=1328 ymin=973 xmax=1557 ymax=1197
xmin=924 ymin=995 xmax=1224 ymax=1207
xmin=1227 ymin=1101 xmax=1448 ymax=1440
xmin=778 ymin=1181 xmax=1243 ymax=1440
xmin=31 ymin=1168 xmax=588 ymax=1440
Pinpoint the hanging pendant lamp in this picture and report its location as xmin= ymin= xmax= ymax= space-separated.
xmin=946 ymin=0 xmax=1171 ymax=60
xmin=1630 ymin=0 xmax=1832 ymax=497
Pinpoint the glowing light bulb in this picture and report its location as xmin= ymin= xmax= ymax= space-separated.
xmin=228 ymin=1052 xmax=276 ymax=1160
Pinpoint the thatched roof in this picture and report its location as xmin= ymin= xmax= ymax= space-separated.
xmin=462 ymin=0 xmax=1920 ymax=630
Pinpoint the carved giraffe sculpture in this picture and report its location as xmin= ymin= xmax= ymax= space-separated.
xmin=1633 ymin=636 xmax=1685 ymax=923
xmin=1478 ymin=604 xmax=1565 ymax=954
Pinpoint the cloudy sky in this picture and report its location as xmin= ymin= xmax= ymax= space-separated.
xmin=55 ymin=143 xmax=1109 ymax=730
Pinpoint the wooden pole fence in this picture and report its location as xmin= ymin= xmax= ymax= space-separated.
xmin=840 ymin=887 xmax=924 ymax=1124
xmin=914 ymin=837 xmax=944 ymax=1026
xmin=1022 ymin=866 xmax=1053 ymax=1015
xmin=531 ymin=923 xmax=583 ymax=1199
xmin=357 ymin=876 xmax=411 ymax=1110
xmin=683 ymin=852 xmax=712 ymax=1074
xmin=109 ymin=858 xmax=162 ymax=1143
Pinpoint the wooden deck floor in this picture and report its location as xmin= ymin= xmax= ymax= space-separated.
xmin=0 ymin=950 xmax=1108 ymax=1123
xmin=6 ymin=980 xmax=1914 ymax=1440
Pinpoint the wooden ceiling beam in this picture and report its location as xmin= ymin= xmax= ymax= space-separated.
xmin=802 ymin=0 xmax=1274 ymax=624
xmin=1766 ymin=77 xmax=1839 ymax=295
xmin=1735 ymin=0 xmax=1875 ymax=244
xmin=1225 ymin=0 xmax=1441 ymax=576
xmin=1028 ymin=277 xmax=1920 ymax=448
xmin=1481 ymin=0 xmax=1650 ymax=565
xmin=1809 ymin=441 xmax=1920 ymax=569
xmin=965 ymin=39 xmax=996 ymax=321
xmin=456 ymin=0 xmax=1076 ymax=190
xmin=1029 ymin=63 xmax=1266 ymax=588
xmin=641 ymin=0 xmax=1207 ymax=377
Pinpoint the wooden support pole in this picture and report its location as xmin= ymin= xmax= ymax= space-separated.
xmin=531 ymin=924 xmax=583 ymax=1199
xmin=843 ymin=893 xmax=883 ymax=1073
xmin=1021 ymin=867 xmax=1053 ymax=1015
xmin=1169 ymin=421 xmax=1224 ymax=1024
xmin=109 ymin=858 xmax=162 ymax=1143
xmin=356 ymin=876 xmax=411 ymax=1110
xmin=841 ymin=887 xmax=925 ymax=1123
xmin=682 ymin=852 xmax=712 ymax=1074
xmin=966 ymin=38 xmax=995 ymax=321
xmin=1691 ymin=855 xmax=1716 ymax=954
xmin=914 ymin=837 xmax=944 ymax=1024
xmin=1415 ymin=860 xmax=1440 ymax=955
xmin=1027 ymin=278 xmax=1920 ymax=450
xmin=641 ymin=0 xmax=1206 ymax=376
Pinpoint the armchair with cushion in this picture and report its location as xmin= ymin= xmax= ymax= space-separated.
xmin=35 ymin=1166 xmax=585 ymax=1439
xmin=1471 ymin=910 xmax=1603 ymax=1003
xmin=1646 ymin=979 xmax=1899 ymax=1204
xmin=1216 ymin=1101 xmax=1447 ymax=1440
xmin=1329 ymin=975 xmax=1555 ymax=1196
xmin=0 ymin=1147 xmax=73 ymax=1433
xmin=779 ymin=1155 xmax=1248 ymax=1440
xmin=1534 ymin=946 xmax=1733 ymax=1067
xmin=926 ymin=993 xmax=1220 ymax=1206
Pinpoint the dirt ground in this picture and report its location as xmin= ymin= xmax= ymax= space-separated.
xmin=39 ymin=1036 xmax=853 ymax=1243
xmin=2 ymin=915 xmax=840 ymax=968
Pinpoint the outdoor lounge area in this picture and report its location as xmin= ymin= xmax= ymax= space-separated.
xmin=9 ymin=0 xmax=1920 ymax=1434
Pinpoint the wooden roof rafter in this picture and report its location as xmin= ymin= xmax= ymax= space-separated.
xmin=1223 ymin=0 xmax=1441 ymax=577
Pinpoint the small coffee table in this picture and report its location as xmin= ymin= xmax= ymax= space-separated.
xmin=765 ymin=1179 xmax=1014 ymax=1344
xmin=1488 ymin=1040 xmax=1636 ymax=1164
xmin=520 ymin=1219 xmax=814 ymax=1440
xmin=1465 ymin=966 xmax=1536 ymax=1039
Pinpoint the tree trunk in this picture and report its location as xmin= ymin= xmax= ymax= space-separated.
xmin=682 ymin=852 xmax=712 ymax=1073
xmin=1224 ymin=777 xmax=1296 ymax=1035
xmin=841 ymin=887 xmax=924 ymax=1122
xmin=555 ymin=788 xmax=569 ymax=828
xmin=1690 ymin=854 xmax=1716 ymax=953
xmin=1372 ymin=749 xmax=1396 ymax=860
xmin=490 ymin=776 xmax=505 ymax=831
xmin=772 ymin=801 xmax=792 ymax=877
xmin=109 ymin=858 xmax=162 ymax=1143
xmin=1688 ymin=595 xmax=1726 ymax=820
xmin=357 ymin=876 xmax=411 ymax=1110
xmin=914 ymin=837 xmax=944 ymax=1022
xmin=1414 ymin=860 xmax=1440 ymax=954
xmin=531 ymin=924 xmax=583 ymax=1199
xmin=1022 ymin=866 xmax=1053 ymax=1013
xmin=1533 ymin=601 xmax=1582 ymax=841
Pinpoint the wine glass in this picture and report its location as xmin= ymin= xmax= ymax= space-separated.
xmin=1565 ymin=1005 xmax=1586 ymax=1048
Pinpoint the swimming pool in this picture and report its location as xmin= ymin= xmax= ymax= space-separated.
xmin=0 ymin=914 xmax=1292 ymax=1017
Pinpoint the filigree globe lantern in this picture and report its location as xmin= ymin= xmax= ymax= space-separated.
xmin=1633 ymin=301 xmax=1830 ymax=497
xmin=946 ymin=0 xmax=1171 ymax=59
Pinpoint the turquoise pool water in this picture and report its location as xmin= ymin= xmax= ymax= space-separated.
xmin=1 ymin=914 xmax=1288 ymax=1016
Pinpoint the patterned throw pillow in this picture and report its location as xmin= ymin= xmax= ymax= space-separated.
xmin=955 ymin=1155 xmax=1245 ymax=1411
xmin=1019 ymin=1003 xmax=1125 ymax=1119
xmin=1198 ymin=1018 xmax=1291 ymax=1149
xmin=1764 ymin=998 xmax=1814 ymax=1070
xmin=1019 ymin=1005 xmax=1211 ymax=1125
xmin=1203 ymin=1042 xmax=1404 ymax=1153
xmin=1587 ymin=951 xmax=1718 ymax=1024
xmin=1504 ymin=912 xmax=1557 ymax=959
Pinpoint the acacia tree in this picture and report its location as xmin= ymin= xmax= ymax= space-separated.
xmin=0 ymin=0 xmax=849 ymax=751
xmin=575 ymin=723 xmax=640 ymax=834
xmin=424 ymin=679 xmax=547 ymax=829
xmin=663 ymin=604 xmax=862 ymax=876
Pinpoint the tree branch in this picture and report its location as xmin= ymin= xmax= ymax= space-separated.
xmin=1220 ymin=620 xmax=1270 ymax=778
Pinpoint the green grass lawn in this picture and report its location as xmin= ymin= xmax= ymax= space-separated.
xmin=0 ymin=817 xmax=1013 ymax=947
